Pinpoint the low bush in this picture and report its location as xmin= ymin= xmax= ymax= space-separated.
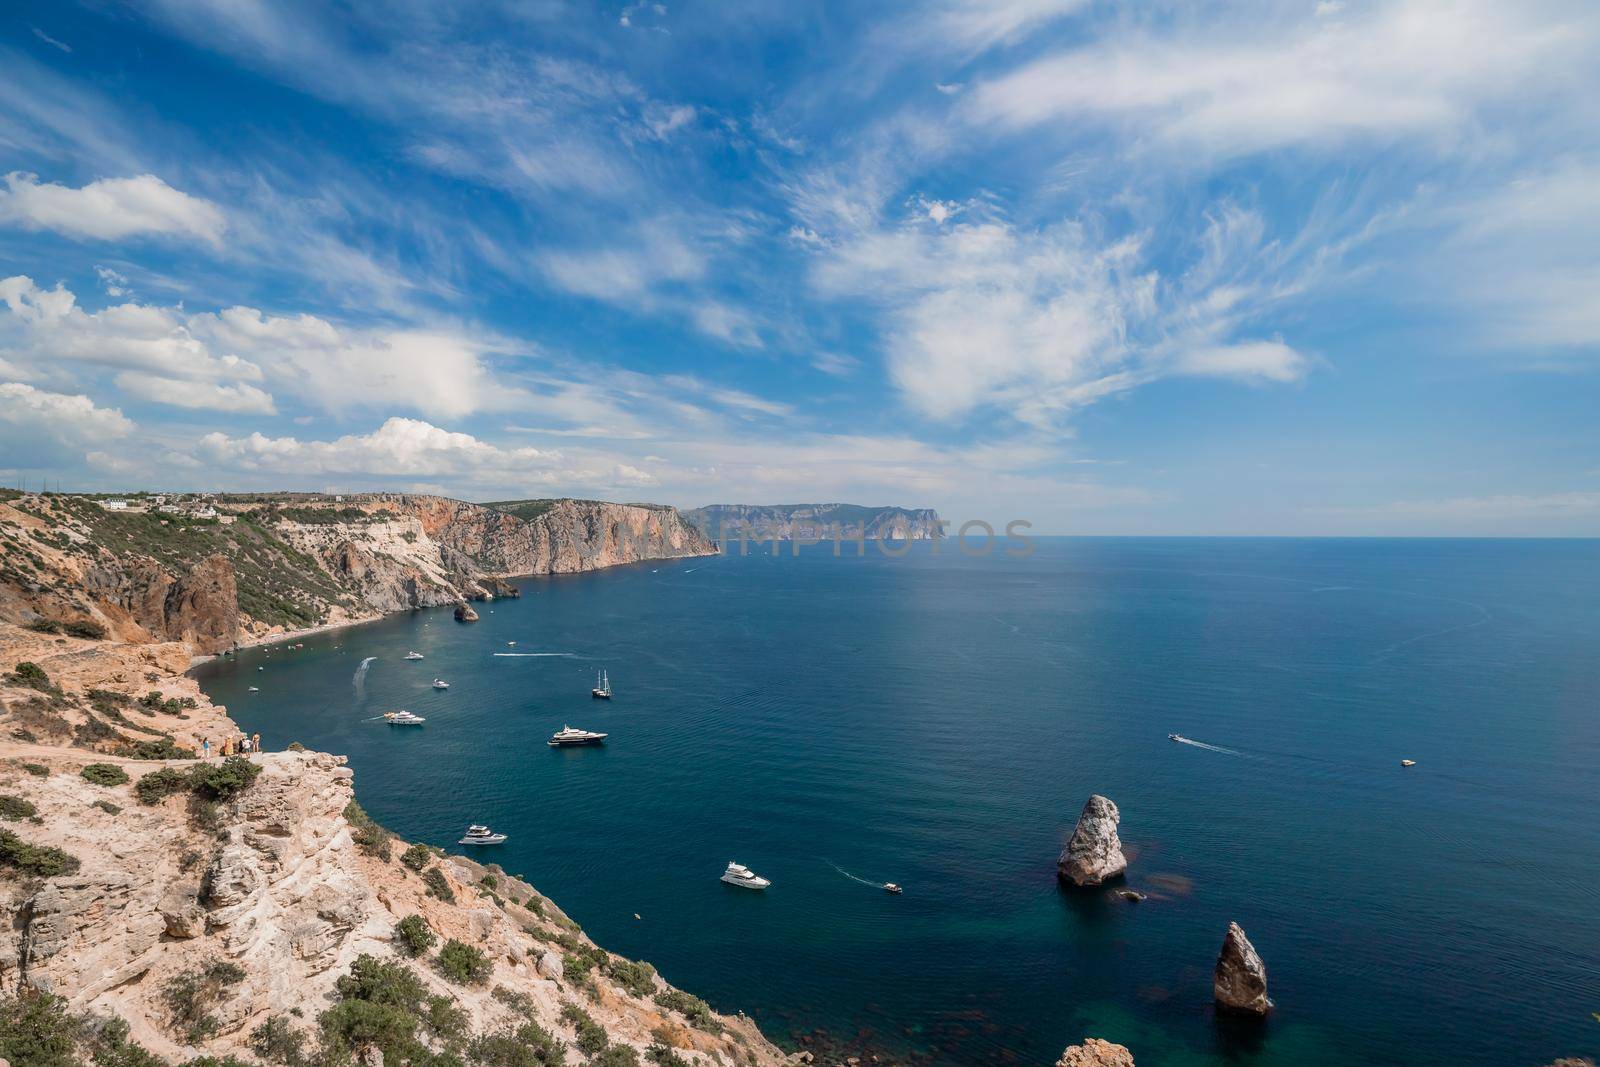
xmin=188 ymin=756 xmax=261 ymax=800
xmin=249 ymin=1016 xmax=308 ymax=1066
xmin=134 ymin=768 xmax=190 ymax=805
xmin=607 ymin=959 xmax=656 ymax=998
xmin=422 ymin=866 xmax=454 ymax=902
xmin=0 ymin=795 xmax=37 ymax=821
xmin=646 ymin=1043 xmax=689 ymax=1067
xmin=400 ymin=842 xmax=434 ymax=871
xmin=8 ymin=663 xmax=53 ymax=692
xmin=393 ymin=915 xmax=436 ymax=957
xmin=0 ymin=829 xmax=80 ymax=877
xmin=561 ymin=1004 xmax=608 ymax=1056
xmin=594 ymin=1047 xmax=642 ymax=1067
xmin=466 ymin=1021 xmax=567 ymax=1067
xmin=652 ymin=990 xmax=721 ymax=1033
xmin=0 ymin=989 xmax=80 ymax=1065
xmin=62 ymin=620 xmax=106 ymax=640
xmin=119 ymin=737 xmax=195 ymax=760
xmin=20 ymin=763 xmax=48 ymax=777
xmin=343 ymin=800 xmax=391 ymax=861
xmin=334 ymin=955 xmax=427 ymax=1012
xmin=93 ymin=799 xmax=123 ymax=815
xmin=163 ymin=959 xmax=245 ymax=1043
xmin=80 ymin=763 xmax=130 ymax=787
xmin=435 ymin=939 xmax=491 ymax=985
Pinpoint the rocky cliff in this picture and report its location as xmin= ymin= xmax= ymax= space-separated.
xmin=0 ymin=493 xmax=716 ymax=650
xmin=0 ymin=624 xmax=788 ymax=1066
xmin=682 ymin=503 xmax=944 ymax=543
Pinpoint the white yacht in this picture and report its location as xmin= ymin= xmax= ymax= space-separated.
xmin=383 ymin=710 xmax=426 ymax=725
xmin=247 ymin=686 xmax=260 ymax=693
xmin=548 ymin=724 xmax=607 ymax=747
xmin=405 ymin=651 xmax=425 ymax=661
xmin=721 ymin=862 xmax=770 ymax=890
xmin=458 ymin=824 xmax=507 ymax=845
xmin=591 ymin=670 xmax=612 ymax=699
xmin=432 ymin=678 xmax=450 ymax=689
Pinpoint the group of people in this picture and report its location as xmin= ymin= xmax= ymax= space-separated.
xmin=200 ymin=733 xmax=261 ymax=758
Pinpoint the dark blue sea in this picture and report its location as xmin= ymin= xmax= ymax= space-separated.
xmin=191 ymin=538 xmax=1600 ymax=1066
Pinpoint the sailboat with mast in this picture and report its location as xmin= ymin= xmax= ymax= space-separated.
xmin=591 ymin=669 xmax=612 ymax=699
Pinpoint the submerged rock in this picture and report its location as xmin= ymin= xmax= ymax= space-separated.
xmin=1058 ymin=795 xmax=1128 ymax=887
xmin=1056 ymin=1037 xmax=1135 ymax=1066
xmin=1213 ymin=921 xmax=1273 ymax=1015
xmin=1114 ymin=889 xmax=1146 ymax=903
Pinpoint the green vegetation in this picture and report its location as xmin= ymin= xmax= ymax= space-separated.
xmin=81 ymin=762 xmax=131 ymax=787
xmin=394 ymin=915 xmax=436 ymax=957
xmin=345 ymin=800 xmax=393 ymax=861
xmin=8 ymin=662 xmax=53 ymax=692
xmin=435 ymin=939 xmax=492 ymax=985
xmin=560 ymin=1004 xmax=609 ymax=1056
xmin=93 ymin=799 xmax=123 ymax=815
xmin=135 ymin=757 xmax=259 ymax=806
xmin=401 ymin=841 xmax=435 ymax=871
xmin=0 ymin=991 xmax=164 ymax=1067
xmin=652 ymin=990 xmax=721 ymax=1033
xmin=140 ymin=691 xmax=198 ymax=715
xmin=0 ymin=795 xmax=37 ymax=820
xmin=63 ymin=619 xmax=107 ymax=640
xmin=321 ymin=954 xmax=471 ymax=1065
xmin=164 ymin=959 xmax=246 ymax=1043
xmin=249 ymin=1016 xmax=309 ymax=1066
xmin=606 ymin=959 xmax=656 ymax=998
xmin=593 ymin=1047 xmax=641 ymax=1067
xmin=466 ymin=1021 xmax=567 ymax=1067
xmin=423 ymin=866 xmax=455 ymax=902
xmin=0 ymin=830 xmax=79 ymax=876
xmin=484 ymin=498 xmax=562 ymax=523
xmin=119 ymin=737 xmax=196 ymax=760
xmin=646 ymin=1044 xmax=690 ymax=1067
xmin=20 ymin=762 xmax=49 ymax=776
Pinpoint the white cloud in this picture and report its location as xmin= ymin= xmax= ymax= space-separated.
xmin=0 ymin=276 xmax=272 ymax=412
xmin=0 ymin=382 xmax=133 ymax=467
xmin=1174 ymin=341 xmax=1309 ymax=383
xmin=0 ymin=172 xmax=226 ymax=245
xmin=966 ymin=2 xmax=1596 ymax=161
xmin=539 ymin=225 xmax=704 ymax=301
xmin=810 ymin=351 xmax=860 ymax=377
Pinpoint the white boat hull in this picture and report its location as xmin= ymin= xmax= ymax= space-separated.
xmin=721 ymin=873 xmax=770 ymax=889
xmin=459 ymin=834 xmax=507 ymax=845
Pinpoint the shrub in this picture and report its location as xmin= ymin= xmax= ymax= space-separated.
xmin=562 ymin=947 xmax=607 ymax=981
xmin=318 ymin=999 xmax=417 ymax=1063
xmin=423 ymin=994 xmax=468 ymax=1043
xmin=646 ymin=1044 xmax=689 ymax=1067
xmin=0 ymin=990 xmax=78 ymax=1066
xmin=0 ymin=795 xmax=37 ymax=821
xmin=344 ymin=800 xmax=392 ymax=861
xmin=561 ymin=1004 xmax=608 ymax=1056
xmin=606 ymin=959 xmax=656 ymax=998
xmin=435 ymin=939 xmax=491 ymax=985
xmin=466 ymin=1021 xmax=567 ymax=1067
xmin=163 ymin=959 xmax=245 ymax=1043
xmin=20 ymin=763 xmax=48 ymax=777
xmin=594 ymin=1047 xmax=641 ymax=1067
xmin=422 ymin=866 xmax=455 ymax=902
xmin=653 ymin=990 xmax=721 ymax=1033
xmin=188 ymin=756 xmax=261 ymax=800
xmin=334 ymin=955 xmax=426 ymax=1012
xmin=93 ymin=799 xmax=123 ymax=815
xmin=119 ymin=737 xmax=195 ymax=760
xmin=80 ymin=763 xmax=130 ymax=787
xmin=134 ymin=768 xmax=189 ymax=805
xmin=400 ymin=842 xmax=434 ymax=871
xmin=24 ymin=619 xmax=61 ymax=635
xmin=0 ymin=830 xmax=80 ymax=877
xmin=491 ymin=985 xmax=537 ymax=1020
xmin=8 ymin=662 xmax=52 ymax=692
xmin=63 ymin=620 xmax=107 ymax=640
xmin=249 ymin=1016 xmax=308 ymax=1066
xmin=481 ymin=873 xmax=498 ymax=889
xmin=394 ymin=915 xmax=436 ymax=957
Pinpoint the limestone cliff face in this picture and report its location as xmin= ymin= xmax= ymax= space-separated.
xmin=0 ymin=625 xmax=789 ymax=1065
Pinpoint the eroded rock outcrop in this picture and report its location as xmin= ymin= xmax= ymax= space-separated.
xmin=1057 ymin=1037 xmax=1136 ymax=1067
xmin=1058 ymin=794 xmax=1128 ymax=886
xmin=1214 ymin=921 xmax=1273 ymax=1015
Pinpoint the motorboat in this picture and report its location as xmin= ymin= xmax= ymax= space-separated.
xmin=383 ymin=711 xmax=426 ymax=725
xmin=548 ymin=724 xmax=607 ymax=747
xmin=247 ymin=686 xmax=260 ymax=692
xmin=884 ymin=883 xmax=903 ymax=894
xmin=592 ymin=669 xmax=612 ymax=699
xmin=1401 ymin=759 xmax=1417 ymax=767
xmin=405 ymin=651 xmax=425 ymax=661
xmin=1168 ymin=734 xmax=1187 ymax=742
xmin=458 ymin=824 xmax=507 ymax=845
xmin=432 ymin=678 xmax=450 ymax=689
xmin=721 ymin=862 xmax=770 ymax=889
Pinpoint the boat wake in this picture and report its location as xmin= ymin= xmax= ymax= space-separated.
xmin=824 ymin=859 xmax=887 ymax=889
xmin=492 ymin=652 xmax=575 ymax=658
xmin=353 ymin=656 xmax=376 ymax=695
xmin=1169 ymin=735 xmax=1249 ymax=758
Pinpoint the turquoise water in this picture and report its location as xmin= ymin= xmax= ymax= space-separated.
xmin=192 ymin=539 xmax=1600 ymax=1065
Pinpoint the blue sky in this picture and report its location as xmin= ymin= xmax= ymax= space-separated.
xmin=1 ymin=0 xmax=1596 ymax=534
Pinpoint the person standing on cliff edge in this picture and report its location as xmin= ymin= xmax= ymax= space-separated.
xmin=202 ymin=737 xmax=210 ymax=758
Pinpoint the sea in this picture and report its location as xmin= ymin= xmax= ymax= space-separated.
xmin=191 ymin=538 xmax=1600 ymax=1066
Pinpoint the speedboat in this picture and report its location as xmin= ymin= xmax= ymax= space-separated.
xmin=432 ymin=678 xmax=450 ymax=689
xmin=383 ymin=711 xmax=426 ymax=725
xmin=1168 ymin=734 xmax=1187 ymax=742
xmin=405 ymin=651 xmax=425 ymax=661
xmin=247 ymin=686 xmax=260 ymax=692
xmin=591 ymin=669 xmax=612 ymax=699
xmin=721 ymin=862 xmax=770 ymax=889
xmin=884 ymin=883 xmax=903 ymax=894
xmin=458 ymin=824 xmax=507 ymax=845
xmin=1401 ymin=759 xmax=1417 ymax=767
xmin=548 ymin=724 xmax=607 ymax=747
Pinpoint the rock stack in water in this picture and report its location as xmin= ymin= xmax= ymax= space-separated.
xmin=454 ymin=602 xmax=479 ymax=622
xmin=1056 ymin=1038 xmax=1135 ymax=1066
xmin=1058 ymin=794 xmax=1128 ymax=886
xmin=1213 ymin=921 xmax=1273 ymax=1015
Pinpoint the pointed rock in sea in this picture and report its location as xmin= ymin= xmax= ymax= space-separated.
xmin=1058 ymin=794 xmax=1128 ymax=886
xmin=1214 ymin=921 xmax=1273 ymax=1015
